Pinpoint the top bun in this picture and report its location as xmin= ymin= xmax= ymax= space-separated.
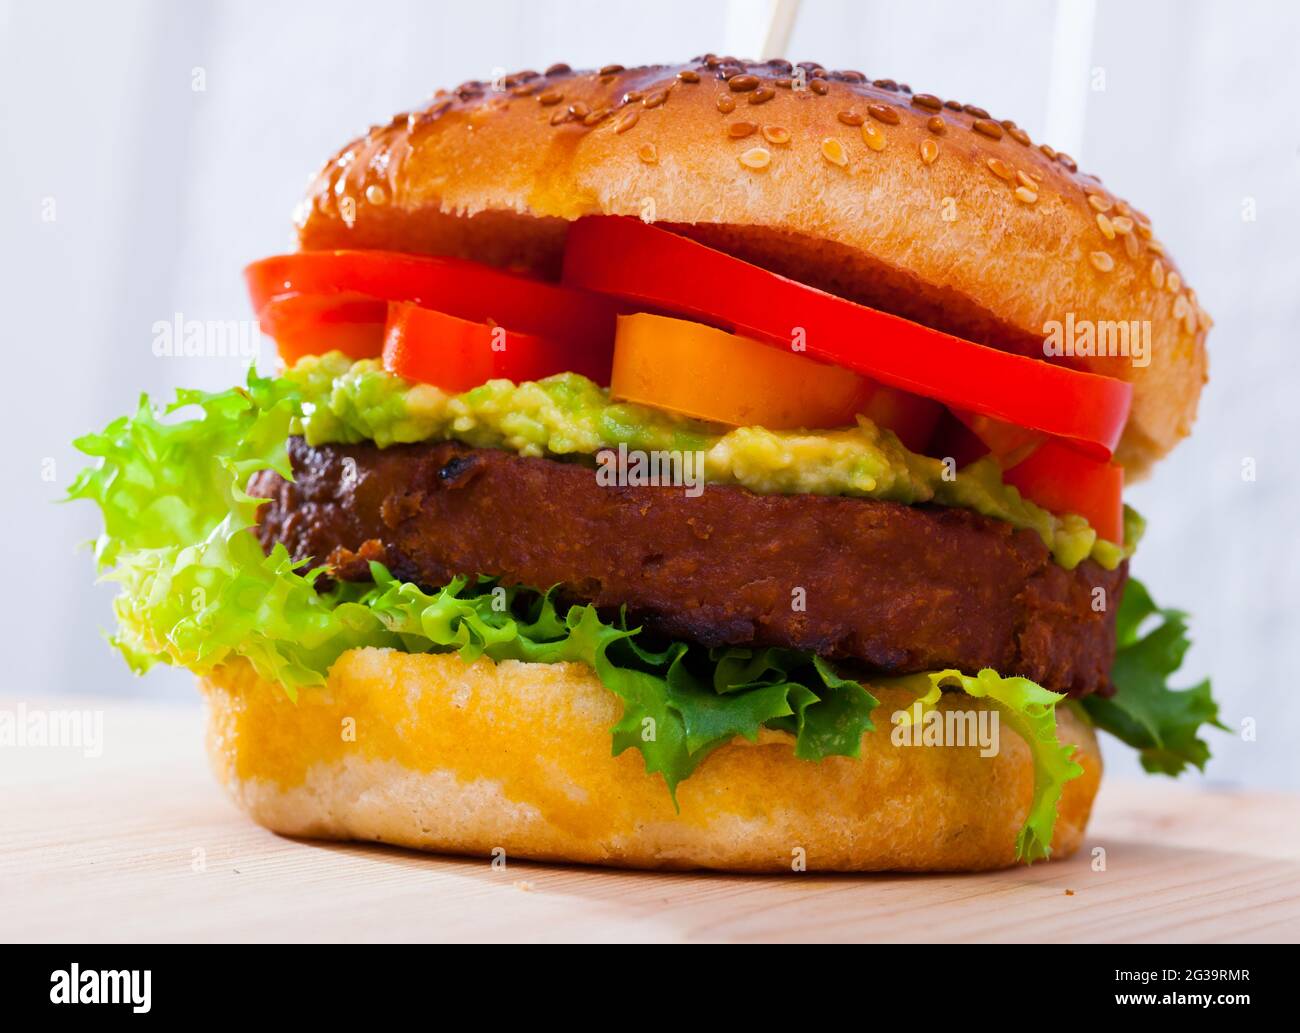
xmin=296 ymin=57 xmax=1209 ymax=476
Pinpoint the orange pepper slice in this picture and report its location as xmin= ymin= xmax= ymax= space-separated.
xmin=611 ymin=313 xmax=940 ymax=447
xmin=612 ymin=313 xmax=871 ymax=429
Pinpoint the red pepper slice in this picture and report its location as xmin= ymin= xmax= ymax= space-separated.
xmin=382 ymin=302 xmax=610 ymax=392
xmin=1004 ymin=440 xmax=1125 ymax=544
xmin=256 ymin=291 xmax=387 ymax=364
xmin=950 ymin=409 xmax=1046 ymax=469
xmin=562 ymin=217 xmax=1131 ymax=461
xmin=245 ymin=250 xmax=620 ymax=366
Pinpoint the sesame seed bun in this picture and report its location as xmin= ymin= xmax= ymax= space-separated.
xmin=201 ymin=648 xmax=1101 ymax=872
xmin=295 ymin=57 xmax=1208 ymax=477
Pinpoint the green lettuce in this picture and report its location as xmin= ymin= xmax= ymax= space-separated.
xmin=1082 ymin=578 xmax=1224 ymax=775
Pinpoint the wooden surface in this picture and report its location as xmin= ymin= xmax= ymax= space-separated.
xmin=2 ymin=697 xmax=1298 ymax=943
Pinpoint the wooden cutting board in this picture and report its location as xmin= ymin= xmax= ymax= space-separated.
xmin=2 ymin=697 xmax=1297 ymax=943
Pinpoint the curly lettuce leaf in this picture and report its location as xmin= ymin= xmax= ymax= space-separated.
xmin=1082 ymin=577 xmax=1224 ymax=775
xmin=876 ymin=668 xmax=1083 ymax=863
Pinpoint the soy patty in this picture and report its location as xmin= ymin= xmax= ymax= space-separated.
xmin=251 ymin=437 xmax=1127 ymax=697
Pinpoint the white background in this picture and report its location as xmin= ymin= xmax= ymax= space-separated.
xmin=2 ymin=0 xmax=1297 ymax=789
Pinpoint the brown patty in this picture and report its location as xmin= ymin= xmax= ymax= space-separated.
xmin=251 ymin=437 xmax=1127 ymax=697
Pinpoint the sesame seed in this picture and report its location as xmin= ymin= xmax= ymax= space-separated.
xmin=861 ymin=123 xmax=886 ymax=151
xmin=1147 ymin=240 xmax=1165 ymax=256
xmin=1016 ymin=170 xmax=1036 ymax=190
xmin=1007 ymin=125 xmax=1031 ymax=145
xmin=545 ymin=63 xmax=571 ymax=76
xmin=1056 ymin=152 xmax=1077 ymax=172
xmin=1090 ymin=251 xmax=1115 ymax=272
xmin=1015 ymin=186 xmax=1038 ymax=204
xmin=963 ymin=103 xmax=990 ymax=118
xmin=538 ymin=89 xmax=563 ymax=106
xmin=728 ymin=74 xmax=760 ymax=92
xmin=728 ymin=121 xmax=757 ymax=138
xmin=622 ymin=90 xmax=644 ymax=103
xmin=749 ymin=86 xmax=775 ymax=104
xmin=1150 ymin=259 xmax=1165 ymax=289
xmin=868 ymin=103 xmax=900 ymax=125
xmin=944 ymin=99 xmax=963 ymax=111
xmin=1039 ymin=143 xmax=1057 ymax=159
xmin=972 ymin=118 xmax=1003 ymax=139
xmin=549 ymin=109 xmax=569 ymax=126
xmin=1087 ymin=193 xmax=1112 ymax=213
xmin=738 ymin=146 xmax=771 ymax=169
xmin=568 ymin=101 xmax=590 ymax=119
xmin=986 ymin=157 xmax=1014 ymax=180
xmin=677 ymin=69 xmax=700 ymax=83
xmin=599 ymin=64 xmax=624 ymax=76
xmin=364 ymin=184 xmax=387 ymax=205
xmin=642 ymin=89 xmax=668 ymax=109
xmin=717 ymin=94 xmax=736 ymax=113
xmin=912 ymin=93 xmax=943 ymax=110
xmin=821 ymin=137 xmax=849 ymax=166
xmin=582 ymin=107 xmax=610 ymax=126
xmin=920 ymin=138 xmax=939 ymax=164
xmin=1111 ymin=215 xmax=1134 ymax=234
xmin=1124 ymin=231 xmax=1140 ymax=258
xmin=1183 ymin=306 xmax=1197 ymax=334
xmin=761 ymin=124 xmax=791 ymax=145
xmin=809 ymin=79 xmax=829 ymax=95
xmin=616 ymin=109 xmax=640 ymax=133
xmin=1096 ymin=212 xmax=1116 ymax=239
xmin=926 ymin=115 xmax=946 ymax=135
xmin=1167 ymin=271 xmax=1181 ymax=292
xmin=1135 ymin=221 xmax=1153 ymax=240
xmin=838 ymin=110 xmax=865 ymax=126
xmin=1173 ymin=295 xmax=1189 ymax=320
xmin=638 ymin=143 xmax=658 ymax=163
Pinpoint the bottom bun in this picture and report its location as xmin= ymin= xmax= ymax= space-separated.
xmin=200 ymin=648 xmax=1101 ymax=872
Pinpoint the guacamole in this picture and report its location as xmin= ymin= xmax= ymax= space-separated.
xmin=285 ymin=352 xmax=1139 ymax=570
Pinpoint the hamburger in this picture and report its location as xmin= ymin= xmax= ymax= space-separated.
xmin=71 ymin=56 xmax=1222 ymax=871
